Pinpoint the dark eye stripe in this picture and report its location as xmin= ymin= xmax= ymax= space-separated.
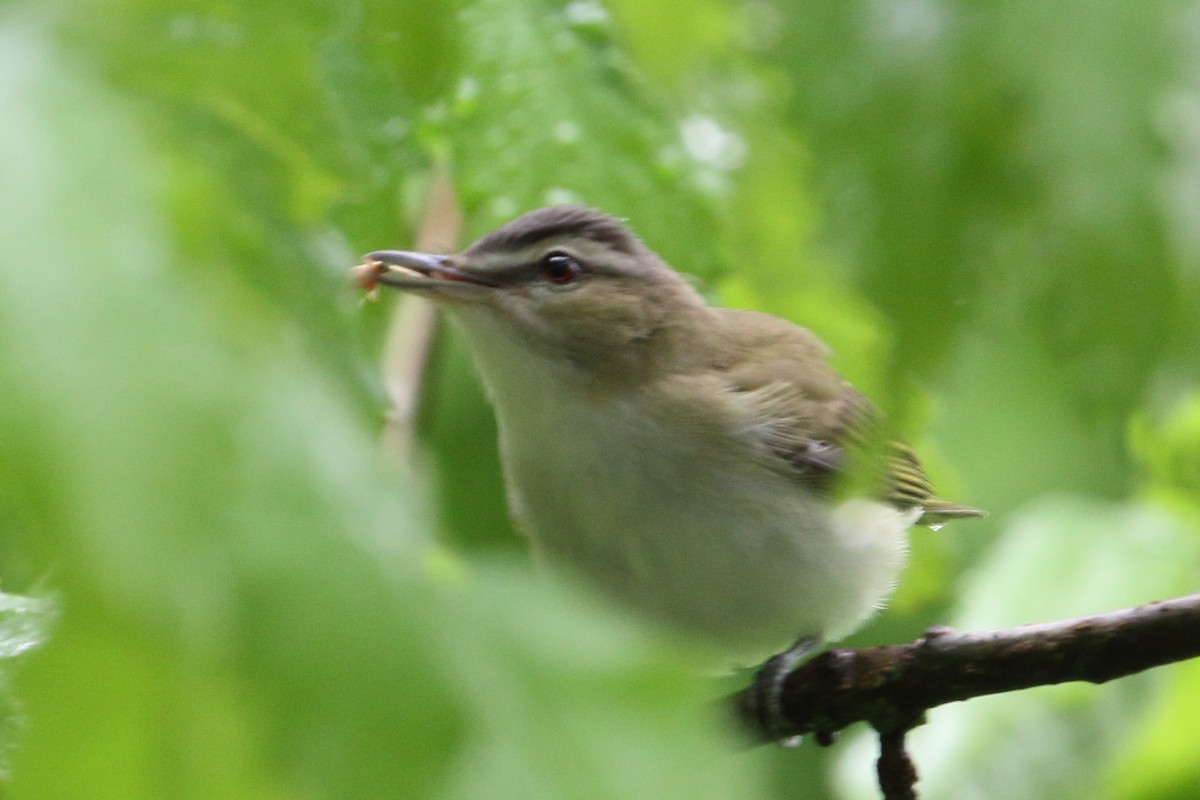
xmin=473 ymin=254 xmax=592 ymax=285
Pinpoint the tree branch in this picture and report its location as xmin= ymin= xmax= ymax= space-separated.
xmin=877 ymin=729 xmax=918 ymax=800
xmin=379 ymin=159 xmax=460 ymax=466
xmin=731 ymin=592 xmax=1200 ymax=745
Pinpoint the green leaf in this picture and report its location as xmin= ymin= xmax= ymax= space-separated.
xmin=446 ymin=0 xmax=719 ymax=272
xmin=761 ymin=0 xmax=1198 ymax=412
xmin=1106 ymin=659 xmax=1200 ymax=800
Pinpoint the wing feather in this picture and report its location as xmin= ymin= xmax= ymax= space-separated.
xmin=713 ymin=310 xmax=983 ymax=524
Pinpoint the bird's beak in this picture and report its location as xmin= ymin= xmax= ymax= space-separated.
xmin=361 ymin=250 xmax=501 ymax=296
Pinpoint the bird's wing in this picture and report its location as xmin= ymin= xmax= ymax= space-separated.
xmin=715 ymin=310 xmax=983 ymax=523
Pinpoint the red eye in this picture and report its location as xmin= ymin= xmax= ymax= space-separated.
xmin=540 ymin=253 xmax=582 ymax=284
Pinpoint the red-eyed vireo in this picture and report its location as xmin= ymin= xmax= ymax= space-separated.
xmin=359 ymin=206 xmax=982 ymax=738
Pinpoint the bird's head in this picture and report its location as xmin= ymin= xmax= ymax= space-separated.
xmin=365 ymin=206 xmax=707 ymax=384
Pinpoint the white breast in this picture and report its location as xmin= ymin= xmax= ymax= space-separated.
xmin=452 ymin=311 xmax=914 ymax=664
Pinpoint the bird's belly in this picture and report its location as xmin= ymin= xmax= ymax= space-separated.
xmin=500 ymin=408 xmax=912 ymax=664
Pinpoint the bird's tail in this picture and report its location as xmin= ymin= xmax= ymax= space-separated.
xmin=918 ymin=499 xmax=986 ymax=527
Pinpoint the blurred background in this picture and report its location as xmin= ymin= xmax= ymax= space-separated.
xmin=1 ymin=0 xmax=1199 ymax=798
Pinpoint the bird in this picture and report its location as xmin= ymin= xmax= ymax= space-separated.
xmin=358 ymin=205 xmax=982 ymax=739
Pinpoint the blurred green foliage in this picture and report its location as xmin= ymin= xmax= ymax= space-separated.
xmin=0 ymin=0 xmax=1198 ymax=798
